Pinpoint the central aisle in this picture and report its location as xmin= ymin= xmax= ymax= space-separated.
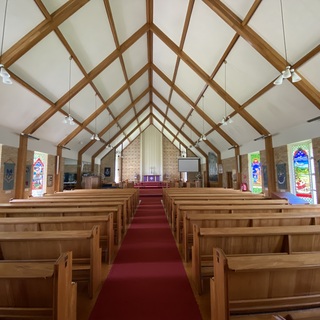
xmin=89 ymin=195 xmax=202 ymax=320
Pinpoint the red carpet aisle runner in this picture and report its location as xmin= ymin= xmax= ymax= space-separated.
xmin=89 ymin=195 xmax=202 ymax=320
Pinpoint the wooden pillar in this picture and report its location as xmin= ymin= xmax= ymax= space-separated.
xmin=234 ymin=147 xmax=241 ymax=190
xmin=91 ymin=156 xmax=95 ymax=174
xmin=15 ymin=134 xmax=28 ymax=199
xmin=265 ymin=136 xmax=276 ymax=196
xmin=77 ymin=154 xmax=82 ymax=189
xmin=54 ymin=147 xmax=62 ymax=192
xmin=204 ymin=155 xmax=209 ymax=187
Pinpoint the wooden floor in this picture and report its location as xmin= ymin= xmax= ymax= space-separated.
xmin=77 ymin=244 xmax=211 ymax=320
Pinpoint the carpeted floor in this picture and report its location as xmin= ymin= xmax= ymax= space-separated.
xmin=89 ymin=194 xmax=202 ymax=320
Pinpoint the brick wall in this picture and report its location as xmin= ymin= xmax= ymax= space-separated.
xmin=122 ymin=136 xmax=140 ymax=182
xmin=101 ymin=149 xmax=116 ymax=184
xmin=163 ymin=137 xmax=180 ymax=182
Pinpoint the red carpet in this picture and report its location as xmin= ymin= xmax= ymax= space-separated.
xmin=89 ymin=194 xmax=202 ymax=320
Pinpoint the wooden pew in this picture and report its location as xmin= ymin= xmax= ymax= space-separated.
xmin=162 ymin=187 xmax=264 ymax=212
xmin=211 ymin=248 xmax=320 ymax=320
xmin=0 ymin=226 xmax=101 ymax=299
xmin=182 ymin=211 xmax=320 ymax=262
xmin=192 ymin=225 xmax=320 ymax=294
xmin=56 ymin=187 xmax=140 ymax=210
xmin=4 ymin=202 xmax=124 ymax=244
xmin=0 ymin=214 xmax=114 ymax=264
xmin=177 ymin=203 xmax=320 ymax=243
xmin=43 ymin=188 xmax=139 ymax=221
xmin=0 ymin=251 xmax=77 ymax=320
xmin=173 ymin=199 xmax=291 ymax=242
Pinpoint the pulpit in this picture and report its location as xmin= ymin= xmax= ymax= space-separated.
xmin=143 ymin=175 xmax=160 ymax=182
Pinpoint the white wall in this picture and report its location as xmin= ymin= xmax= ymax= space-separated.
xmin=141 ymin=126 xmax=163 ymax=177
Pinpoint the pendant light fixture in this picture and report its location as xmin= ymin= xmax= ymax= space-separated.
xmin=63 ymin=56 xmax=75 ymax=125
xmin=91 ymin=94 xmax=100 ymax=141
xmin=273 ymin=0 xmax=301 ymax=85
xmin=0 ymin=0 xmax=12 ymax=85
xmin=220 ymin=60 xmax=233 ymax=125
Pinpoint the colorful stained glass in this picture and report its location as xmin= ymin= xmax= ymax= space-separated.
xmin=293 ymin=148 xmax=312 ymax=199
xmin=250 ymin=152 xmax=262 ymax=194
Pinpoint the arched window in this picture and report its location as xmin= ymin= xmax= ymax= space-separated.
xmin=249 ymin=152 xmax=262 ymax=194
xmin=290 ymin=141 xmax=317 ymax=204
xmin=32 ymin=152 xmax=47 ymax=197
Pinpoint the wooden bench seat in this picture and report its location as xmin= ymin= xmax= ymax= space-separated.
xmin=192 ymin=225 xmax=320 ymax=294
xmin=176 ymin=203 xmax=320 ymax=243
xmin=0 ymin=251 xmax=77 ymax=320
xmin=4 ymin=202 xmax=125 ymax=244
xmin=0 ymin=226 xmax=101 ymax=299
xmin=211 ymin=248 xmax=320 ymax=320
xmin=182 ymin=211 xmax=320 ymax=262
xmin=172 ymin=199 xmax=290 ymax=241
xmin=0 ymin=214 xmax=114 ymax=263
xmin=163 ymin=193 xmax=267 ymax=222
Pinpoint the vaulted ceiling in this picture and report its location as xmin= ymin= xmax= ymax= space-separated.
xmin=0 ymin=0 xmax=319 ymax=163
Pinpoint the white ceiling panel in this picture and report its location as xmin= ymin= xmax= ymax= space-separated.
xmin=166 ymin=109 xmax=183 ymax=129
xmin=249 ymin=0 xmax=320 ymax=64
xmin=153 ymin=0 xmax=189 ymax=45
xmin=124 ymin=120 xmax=138 ymax=136
xmin=220 ymin=0 xmax=255 ymax=20
xmin=11 ymin=32 xmax=83 ymax=102
xmin=247 ymin=81 xmax=320 ymax=134
xmin=153 ymin=109 xmax=165 ymax=124
xmin=170 ymin=91 xmax=193 ymax=115
xmin=213 ymin=38 xmax=279 ymax=105
xmin=0 ymin=82 xmax=50 ymax=134
xmin=138 ymin=109 xmax=151 ymax=123
xmin=130 ymin=72 xmax=149 ymax=100
xmin=134 ymin=94 xmax=149 ymax=113
xmin=299 ymin=52 xmax=320 ymax=91
xmin=93 ymin=58 xmax=126 ymax=101
xmin=152 ymin=94 xmax=168 ymax=114
xmin=108 ymin=90 xmax=132 ymax=117
xmin=153 ymin=35 xmax=177 ymax=80
xmin=110 ymin=0 xmax=146 ymax=44
xmin=175 ymin=60 xmax=207 ymax=102
xmin=183 ymin=0 xmax=236 ymax=75
xmin=118 ymin=110 xmax=135 ymax=129
xmin=3 ymin=1 xmax=44 ymax=50
xmin=152 ymin=71 xmax=172 ymax=102
xmin=59 ymin=0 xmax=116 ymax=72
xmin=122 ymin=34 xmax=148 ymax=79
xmin=221 ymin=114 xmax=260 ymax=146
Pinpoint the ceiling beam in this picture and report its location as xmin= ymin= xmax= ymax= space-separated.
xmin=203 ymin=0 xmax=320 ymax=109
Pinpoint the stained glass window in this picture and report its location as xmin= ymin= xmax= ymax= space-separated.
xmin=290 ymin=142 xmax=316 ymax=204
xmin=249 ymin=152 xmax=262 ymax=194
xmin=32 ymin=152 xmax=47 ymax=197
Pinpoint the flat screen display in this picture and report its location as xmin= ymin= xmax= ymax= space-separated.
xmin=178 ymin=157 xmax=200 ymax=172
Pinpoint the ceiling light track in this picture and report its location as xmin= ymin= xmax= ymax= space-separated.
xmin=254 ymin=133 xmax=271 ymax=141
xmin=307 ymin=116 xmax=320 ymax=123
xmin=20 ymin=133 xmax=40 ymax=141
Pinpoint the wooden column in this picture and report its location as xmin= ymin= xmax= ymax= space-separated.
xmin=15 ymin=134 xmax=28 ymax=199
xmin=54 ymin=147 xmax=62 ymax=192
xmin=77 ymin=154 xmax=82 ymax=189
xmin=265 ymin=136 xmax=276 ymax=196
xmin=234 ymin=147 xmax=241 ymax=190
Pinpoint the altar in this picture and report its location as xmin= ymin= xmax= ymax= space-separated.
xmin=143 ymin=175 xmax=161 ymax=182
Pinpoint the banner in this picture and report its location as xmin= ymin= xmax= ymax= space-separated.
xmin=3 ymin=162 xmax=15 ymax=190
